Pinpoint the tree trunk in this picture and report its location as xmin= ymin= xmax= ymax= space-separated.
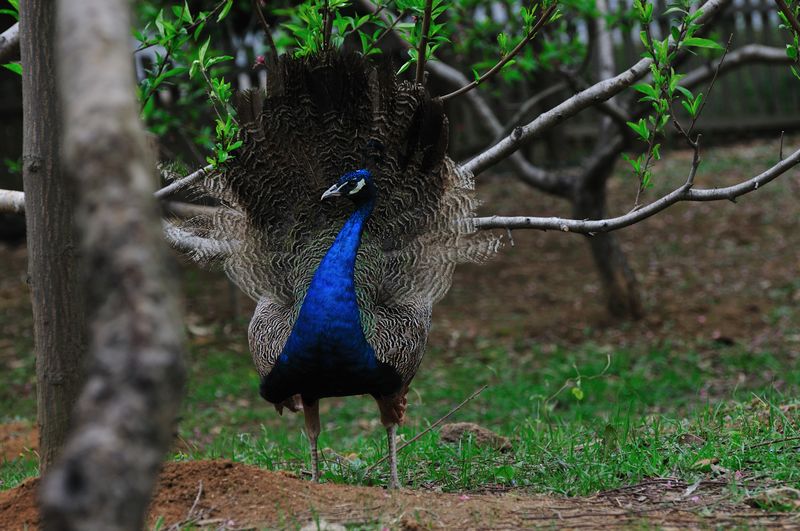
xmin=20 ymin=0 xmax=87 ymax=472
xmin=572 ymin=170 xmax=643 ymax=320
xmin=39 ymin=0 xmax=186 ymax=528
xmin=572 ymin=0 xmax=643 ymax=321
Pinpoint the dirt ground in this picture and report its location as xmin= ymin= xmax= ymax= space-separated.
xmin=1 ymin=138 xmax=799 ymax=528
xmin=2 ymin=459 xmax=799 ymax=530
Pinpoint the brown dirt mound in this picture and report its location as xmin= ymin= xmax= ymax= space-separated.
xmin=1 ymin=460 xmax=796 ymax=530
xmin=0 ymin=421 xmax=37 ymax=462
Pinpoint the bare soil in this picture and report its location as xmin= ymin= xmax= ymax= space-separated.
xmin=0 ymin=421 xmax=36 ymax=464
xmin=2 ymin=459 xmax=798 ymax=530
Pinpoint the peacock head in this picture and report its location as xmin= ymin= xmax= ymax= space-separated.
xmin=320 ymin=169 xmax=376 ymax=205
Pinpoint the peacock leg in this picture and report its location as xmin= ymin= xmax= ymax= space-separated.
xmin=386 ymin=423 xmax=400 ymax=490
xmin=303 ymin=399 xmax=321 ymax=482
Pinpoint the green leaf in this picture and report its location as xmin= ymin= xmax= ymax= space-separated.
xmin=683 ymin=37 xmax=723 ymax=50
xmin=787 ymin=44 xmax=798 ymax=61
xmin=198 ymin=37 xmax=210 ymax=64
xmin=632 ymin=83 xmax=658 ymax=100
xmin=206 ymin=55 xmax=233 ymax=68
xmin=626 ymin=119 xmax=650 ymax=141
xmin=675 ymin=85 xmax=694 ymax=100
xmin=217 ymin=0 xmax=233 ymax=22
xmin=2 ymin=62 xmax=21 ymax=76
xmin=571 ymin=386 xmax=584 ymax=401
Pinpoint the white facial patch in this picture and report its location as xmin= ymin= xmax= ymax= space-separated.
xmin=348 ymin=178 xmax=366 ymax=195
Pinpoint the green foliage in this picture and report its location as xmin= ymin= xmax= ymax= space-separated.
xmin=777 ymin=0 xmax=800 ymax=80
xmin=623 ymin=0 xmax=723 ymax=195
xmin=1 ymin=62 xmax=20 ymax=76
xmin=1 ymin=1 xmax=20 ymax=75
xmin=135 ymin=0 xmax=239 ymax=168
xmin=0 ymin=0 xmax=18 ymax=20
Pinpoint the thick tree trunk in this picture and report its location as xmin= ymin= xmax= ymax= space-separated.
xmin=39 ymin=0 xmax=186 ymax=529
xmin=20 ymin=0 xmax=87 ymax=472
xmin=572 ymin=169 xmax=643 ymax=320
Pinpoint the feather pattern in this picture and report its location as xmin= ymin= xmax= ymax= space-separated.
xmin=177 ymin=52 xmax=500 ymax=396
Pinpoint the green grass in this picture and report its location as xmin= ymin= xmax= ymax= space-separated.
xmin=3 ymin=317 xmax=799 ymax=501
xmin=162 ymin=326 xmax=800 ymax=497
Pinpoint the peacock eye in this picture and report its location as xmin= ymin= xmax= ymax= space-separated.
xmin=348 ymin=178 xmax=366 ymax=195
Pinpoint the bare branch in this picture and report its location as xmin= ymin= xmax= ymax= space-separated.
xmin=0 ymin=190 xmax=24 ymax=214
xmin=494 ymin=82 xmax=567 ymax=142
xmin=558 ymin=69 xmax=631 ymax=131
xmin=463 ymin=0 xmax=729 ymax=177
xmin=474 ymin=146 xmax=800 ymax=233
xmin=252 ymin=0 xmax=279 ymax=60
xmin=775 ymin=0 xmax=800 ymax=37
xmin=0 ymin=22 xmax=19 ymax=64
xmin=426 ymin=61 xmax=571 ymax=195
xmin=686 ymin=34 xmax=733 ymax=136
xmin=415 ymin=0 xmax=433 ymax=85
xmin=365 ymin=9 xmax=405 ymax=54
xmin=438 ymin=3 xmax=558 ymax=102
xmin=154 ymin=164 xmax=212 ymax=199
xmin=680 ymin=44 xmax=791 ymax=89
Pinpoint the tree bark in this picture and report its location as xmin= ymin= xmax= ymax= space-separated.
xmin=20 ymin=0 xmax=87 ymax=472
xmin=39 ymin=0 xmax=186 ymax=528
xmin=572 ymin=164 xmax=643 ymax=320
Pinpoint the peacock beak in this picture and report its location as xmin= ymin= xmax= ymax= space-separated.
xmin=321 ymin=183 xmax=343 ymax=201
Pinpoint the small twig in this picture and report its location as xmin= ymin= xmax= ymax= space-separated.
xmin=188 ymin=481 xmax=204 ymax=517
xmin=688 ymin=34 xmax=733 ymax=136
xmin=415 ymin=0 xmax=434 ymax=85
xmin=506 ymin=228 xmax=515 ymax=247
xmin=365 ymin=384 xmax=488 ymax=476
xmin=775 ymin=0 xmax=800 ymax=37
xmin=780 ymin=130 xmax=785 ymax=161
xmin=747 ymin=435 xmax=800 ymax=450
xmin=168 ymin=480 xmax=204 ymax=531
xmin=252 ymin=0 xmax=279 ymax=60
xmin=365 ymin=9 xmax=405 ymax=55
xmin=544 ymin=354 xmax=611 ymax=405
xmin=321 ymin=0 xmax=334 ymax=50
xmin=439 ymin=3 xmax=558 ymax=102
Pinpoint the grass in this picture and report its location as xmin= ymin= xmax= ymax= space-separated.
xmin=3 ymin=318 xmax=799 ymax=498
xmin=151 ymin=323 xmax=800 ymax=498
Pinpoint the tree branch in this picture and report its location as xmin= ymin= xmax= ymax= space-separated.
xmin=473 ymin=146 xmax=800 ymax=233
xmin=425 ymin=60 xmax=571 ymax=195
xmin=438 ymin=3 xmax=558 ymax=102
xmin=494 ymin=82 xmax=568 ymax=143
xmin=775 ymin=0 xmax=800 ymax=37
xmin=463 ymin=0 xmax=729 ymax=177
xmin=680 ymin=44 xmax=791 ymax=89
xmin=415 ymin=0 xmax=433 ymax=85
xmin=252 ymin=0 xmax=278 ymax=60
xmin=0 ymin=22 xmax=19 ymax=64
xmin=154 ymin=164 xmax=212 ymax=199
xmin=0 ymin=190 xmax=24 ymax=214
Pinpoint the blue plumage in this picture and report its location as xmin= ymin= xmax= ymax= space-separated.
xmin=260 ymin=170 xmax=401 ymax=404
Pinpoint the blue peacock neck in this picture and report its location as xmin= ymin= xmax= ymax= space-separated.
xmin=311 ymin=197 xmax=375 ymax=294
xmin=288 ymin=194 xmax=377 ymax=360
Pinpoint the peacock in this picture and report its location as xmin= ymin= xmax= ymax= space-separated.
xmin=174 ymin=52 xmax=499 ymax=488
